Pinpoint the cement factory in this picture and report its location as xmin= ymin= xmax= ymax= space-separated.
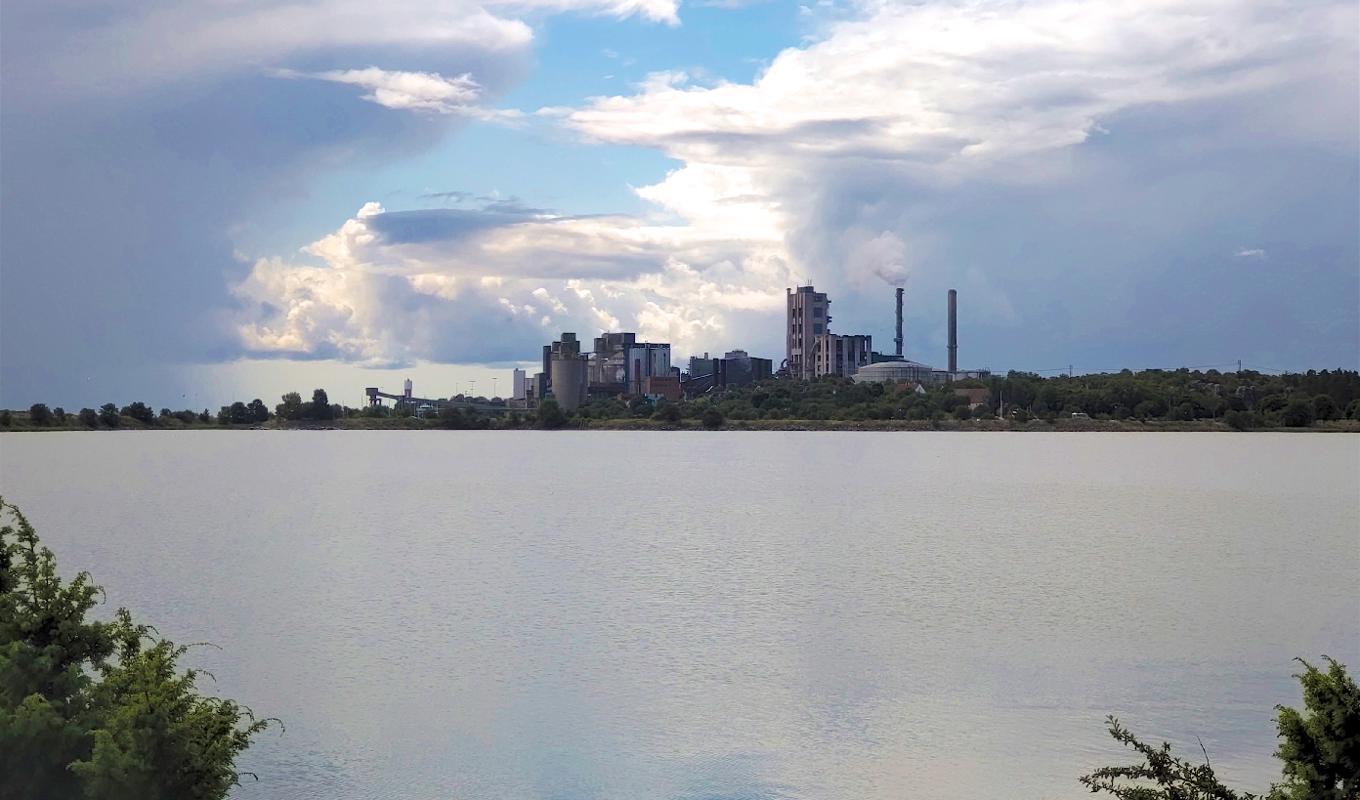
xmin=365 ymin=286 xmax=986 ymax=413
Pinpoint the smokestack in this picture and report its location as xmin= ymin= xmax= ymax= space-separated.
xmin=947 ymin=289 xmax=958 ymax=373
xmin=894 ymin=287 xmax=904 ymax=357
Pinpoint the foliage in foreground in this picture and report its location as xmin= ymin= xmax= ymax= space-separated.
xmin=1083 ymin=657 xmax=1359 ymax=799
xmin=0 ymin=500 xmax=268 ymax=799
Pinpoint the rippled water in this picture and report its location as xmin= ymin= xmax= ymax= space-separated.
xmin=1 ymin=431 xmax=1356 ymax=799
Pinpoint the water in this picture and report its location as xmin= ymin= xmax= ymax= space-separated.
xmin=1 ymin=431 xmax=1356 ymax=799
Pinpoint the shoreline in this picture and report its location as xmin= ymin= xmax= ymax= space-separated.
xmin=3 ymin=418 xmax=1358 ymax=433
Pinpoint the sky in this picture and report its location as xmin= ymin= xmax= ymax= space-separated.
xmin=1 ymin=0 xmax=1357 ymax=409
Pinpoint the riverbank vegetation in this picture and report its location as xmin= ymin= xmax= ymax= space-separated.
xmin=0 ymin=500 xmax=268 ymax=799
xmin=1083 ymin=656 xmax=1358 ymax=799
xmin=3 ymin=368 xmax=1358 ymax=432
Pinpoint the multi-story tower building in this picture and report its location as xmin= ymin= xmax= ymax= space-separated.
xmin=786 ymin=286 xmax=829 ymax=380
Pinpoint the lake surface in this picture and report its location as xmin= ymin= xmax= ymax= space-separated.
xmin=1 ymin=431 xmax=1357 ymax=799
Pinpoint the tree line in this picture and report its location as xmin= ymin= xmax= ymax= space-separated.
xmin=3 ymin=368 xmax=1357 ymax=430
xmin=613 ymin=367 xmax=1360 ymax=428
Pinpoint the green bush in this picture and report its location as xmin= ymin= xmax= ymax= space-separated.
xmin=653 ymin=402 xmax=682 ymax=424
xmin=0 ymin=500 xmax=268 ymax=799
xmin=701 ymin=407 xmax=725 ymax=429
xmin=1279 ymin=400 xmax=1315 ymax=428
xmin=1082 ymin=657 xmax=1358 ymax=800
xmin=537 ymin=398 xmax=568 ymax=430
xmin=1313 ymin=394 xmax=1340 ymax=421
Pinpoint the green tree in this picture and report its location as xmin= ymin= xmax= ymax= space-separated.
xmin=953 ymin=405 xmax=973 ymax=421
xmin=1312 ymin=394 xmax=1341 ymax=421
xmin=1082 ymin=657 xmax=1358 ymax=800
xmin=536 ymin=398 xmax=568 ymax=430
xmin=701 ymin=406 xmax=725 ymax=429
xmin=1347 ymin=399 xmax=1360 ymax=420
xmin=53 ymin=407 xmax=67 ymax=423
xmin=98 ymin=404 xmax=120 ymax=427
xmin=0 ymin=500 xmax=268 ymax=799
xmin=1225 ymin=410 xmax=1257 ymax=431
xmin=78 ymin=408 xmax=99 ymax=428
xmin=0 ymin=411 xmax=10 ymax=428
xmin=1280 ymin=400 xmax=1315 ymax=428
xmin=276 ymin=393 xmax=304 ymax=421
xmin=121 ymin=402 xmax=155 ymax=424
xmin=1271 ymin=657 xmax=1359 ymax=800
xmin=308 ymin=389 xmax=333 ymax=421
xmin=247 ymin=399 xmax=270 ymax=423
xmin=28 ymin=404 xmax=52 ymax=426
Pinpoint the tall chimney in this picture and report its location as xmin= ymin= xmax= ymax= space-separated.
xmin=947 ymin=289 xmax=958 ymax=373
xmin=894 ymin=287 xmax=904 ymax=357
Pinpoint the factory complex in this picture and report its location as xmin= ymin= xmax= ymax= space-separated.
xmin=504 ymin=286 xmax=987 ymax=412
xmin=362 ymin=284 xmax=986 ymax=414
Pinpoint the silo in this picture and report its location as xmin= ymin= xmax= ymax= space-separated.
xmin=550 ymin=356 xmax=587 ymax=411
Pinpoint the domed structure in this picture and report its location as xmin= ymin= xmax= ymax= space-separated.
xmin=852 ymin=360 xmax=940 ymax=385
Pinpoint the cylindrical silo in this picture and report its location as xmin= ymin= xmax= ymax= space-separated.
xmin=550 ymin=357 xmax=586 ymax=411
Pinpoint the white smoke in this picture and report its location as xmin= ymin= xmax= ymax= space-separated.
xmin=848 ymin=230 xmax=911 ymax=287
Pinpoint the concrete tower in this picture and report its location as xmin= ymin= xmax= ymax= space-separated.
xmin=787 ymin=286 xmax=829 ymax=381
xmin=894 ymin=287 xmax=904 ymax=357
xmin=947 ymin=289 xmax=958 ymax=374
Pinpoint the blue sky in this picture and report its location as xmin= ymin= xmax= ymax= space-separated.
xmin=2 ymin=0 xmax=1357 ymax=408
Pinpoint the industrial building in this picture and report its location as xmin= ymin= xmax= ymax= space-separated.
xmin=786 ymin=284 xmax=877 ymax=379
xmin=786 ymin=286 xmax=829 ymax=381
xmin=543 ymin=332 xmax=588 ymax=411
xmin=586 ymin=332 xmax=672 ymax=396
xmin=683 ymin=349 xmax=773 ymax=396
xmin=528 ymin=330 xmax=675 ymax=410
xmin=813 ymin=333 xmax=872 ymax=378
xmin=850 ymin=286 xmax=989 ymax=385
xmin=851 ymin=360 xmax=938 ymax=385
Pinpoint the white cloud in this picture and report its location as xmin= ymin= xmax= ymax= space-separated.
xmin=232 ymin=201 xmax=794 ymax=363
xmin=569 ymin=1 xmax=1353 ymax=169
xmin=1236 ymin=247 xmax=1268 ymax=259
xmin=232 ymin=0 xmax=1356 ymax=369
xmin=278 ymin=68 xmax=481 ymax=114
xmin=17 ymin=0 xmax=681 ymax=98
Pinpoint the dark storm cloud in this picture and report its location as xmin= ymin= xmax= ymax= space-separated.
xmin=0 ymin=0 xmax=535 ymax=407
xmin=781 ymin=94 xmax=1359 ymax=373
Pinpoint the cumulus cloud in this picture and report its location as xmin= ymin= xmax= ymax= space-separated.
xmin=6 ymin=0 xmax=1357 ymax=406
xmin=231 ymin=199 xmax=794 ymax=364
xmin=229 ymin=0 xmax=1358 ymax=375
xmin=568 ymin=1 xmax=1354 ymax=168
xmin=0 ymin=0 xmax=685 ymax=405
